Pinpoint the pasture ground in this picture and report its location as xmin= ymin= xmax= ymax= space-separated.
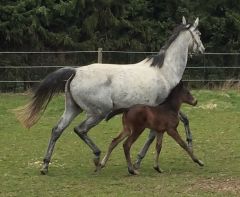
xmin=1 ymin=89 xmax=240 ymax=196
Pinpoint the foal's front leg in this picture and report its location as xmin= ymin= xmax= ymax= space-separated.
xmin=153 ymin=132 xmax=164 ymax=173
xmin=167 ymin=128 xmax=204 ymax=167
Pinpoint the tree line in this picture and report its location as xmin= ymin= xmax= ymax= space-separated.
xmin=0 ymin=0 xmax=240 ymax=91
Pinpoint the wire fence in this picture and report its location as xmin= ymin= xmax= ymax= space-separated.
xmin=0 ymin=50 xmax=240 ymax=92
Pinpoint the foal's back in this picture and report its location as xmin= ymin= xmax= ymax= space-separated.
xmin=123 ymin=103 xmax=179 ymax=132
xmin=122 ymin=82 xmax=196 ymax=131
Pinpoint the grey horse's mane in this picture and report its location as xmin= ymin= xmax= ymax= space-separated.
xmin=148 ymin=24 xmax=192 ymax=68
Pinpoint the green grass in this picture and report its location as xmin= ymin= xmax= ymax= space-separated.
xmin=1 ymin=90 xmax=240 ymax=196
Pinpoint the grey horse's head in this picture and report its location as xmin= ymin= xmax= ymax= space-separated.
xmin=182 ymin=16 xmax=205 ymax=54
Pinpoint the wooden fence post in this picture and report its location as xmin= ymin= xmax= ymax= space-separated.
xmin=98 ymin=48 xmax=103 ymax=63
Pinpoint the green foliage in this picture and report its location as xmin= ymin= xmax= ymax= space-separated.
xmin=1 ymin=0 xmax=240 ymax=51
xmin=1 ymin=0 xmax=240 ymax=92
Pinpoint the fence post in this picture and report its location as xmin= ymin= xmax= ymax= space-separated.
xmin=203 ymin=53 xmax=207 ymax=84
xmin=98 ymin=48 xmax=103 ymax=63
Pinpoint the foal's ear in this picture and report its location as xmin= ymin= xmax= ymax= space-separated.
xmin=182 ymin=16 xmax=187 ymax=25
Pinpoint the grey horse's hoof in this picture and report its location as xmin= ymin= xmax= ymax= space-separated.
xmin=188 ymin=145 xmax=193 ymax=152
xmin=128 ymin=167 xmax=139 ymax=175
xmin=197 ymin=160 xmax=204 ymax=167
xmin=133 ymin=161 xmax=141 ymax=170
xmin=94 ymin=164 xmax=104 ymax=172
xmin=40 ymin=168 xmax=48 ymax=175
xmin=153 ymin=166 xmax=163 ymax=173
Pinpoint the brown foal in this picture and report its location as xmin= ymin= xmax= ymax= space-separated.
xmin=99 ymin=81 xmax=204 ymax=175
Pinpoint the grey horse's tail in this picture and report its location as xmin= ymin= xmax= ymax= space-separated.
xmin=15 ymin=67 xmax=76 ymax=129
xmin=105 ymin=108 xmax=129 ymax=121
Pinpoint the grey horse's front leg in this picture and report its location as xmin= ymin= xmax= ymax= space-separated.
xmin=134 ymin=130 xmax=156 ymax=169
xmin=178 ymin=111 xmax=193 ymax=150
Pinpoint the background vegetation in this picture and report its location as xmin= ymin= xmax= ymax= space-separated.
xmin=1 ymin=0 xmax=240 ymax=52
xmin=0 ymin=0 xmax=240 ymax=91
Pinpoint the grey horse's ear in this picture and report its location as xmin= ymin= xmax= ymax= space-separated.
xmin=182 ymin=16 xmax=187 ymax=25
xmin=193 ymin=17 xmax=199 ymax=28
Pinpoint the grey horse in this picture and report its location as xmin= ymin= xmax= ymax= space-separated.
xmin=16 ymin=17 xmax=204 ymax=174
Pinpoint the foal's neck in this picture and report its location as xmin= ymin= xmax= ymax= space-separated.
xmin=163 ymin=94 xmax=182 ymax=113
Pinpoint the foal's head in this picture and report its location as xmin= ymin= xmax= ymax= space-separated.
xmin=170 ymin=81 xmax=197 ymax=107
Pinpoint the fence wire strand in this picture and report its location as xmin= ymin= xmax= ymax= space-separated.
xmin=1 ymin=51 xmax=240 ymax=85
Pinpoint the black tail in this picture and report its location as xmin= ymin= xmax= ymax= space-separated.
xmin=15 ymin=67 xmax=76 ymax=128
xmin=105 ymin=108 xmax=129 ymax=121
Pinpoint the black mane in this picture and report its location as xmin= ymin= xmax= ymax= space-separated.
xmin=147 ymin=24 xmax=191 ymax=68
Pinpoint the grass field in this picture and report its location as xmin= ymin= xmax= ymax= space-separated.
xmin=1 ymin=89 xmax=240 ymax=197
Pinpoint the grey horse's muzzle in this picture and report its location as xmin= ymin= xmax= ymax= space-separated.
xmin=199 ymin=45 xmax=205 ymax=54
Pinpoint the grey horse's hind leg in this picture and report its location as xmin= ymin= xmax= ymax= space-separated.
xmin=74 ymin=114 xmax=105 ymax=169
xmin=134 ymin=129 xmax=156 ymax=169
xmin=178 ymin=111 xmax=193 ymax=150
xmin=41 ymin=92 xmax=81 ymax=175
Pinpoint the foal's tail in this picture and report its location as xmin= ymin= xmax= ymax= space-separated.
xmin=15 ymin=67 xmax=76 ymax=129
xmin=105 ymin=108 xmax=129 ymax=121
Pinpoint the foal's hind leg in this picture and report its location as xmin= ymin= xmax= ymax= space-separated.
xmin=74 ymin=114 xmax=105 ymax=168
xmin=167 ymin=128 xmax=204 ymax=167
xmin=134 ymin=129 xmax=156 ymax=169
xmin=99 ymin=128 xmax=129 ymax=169
xmin=41 ymin=92 xmax=81 ymax=175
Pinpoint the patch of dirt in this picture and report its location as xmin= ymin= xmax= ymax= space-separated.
xmin=190 ymin=177 xmax=240 ymax=194
xmin=198 ymin=103 xmax=217 ymax=110
xmin=28 ymin=160 xmax=42 ymax=167
xmin=28 ymin=160 xmax=65 ymax=167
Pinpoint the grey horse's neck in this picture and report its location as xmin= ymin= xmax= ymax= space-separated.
xmin=160 ymin=31 xmax=190 ymax=88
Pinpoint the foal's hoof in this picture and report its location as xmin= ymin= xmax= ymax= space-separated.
xmin=40 ymin=168 xmax=48 ymax=175
xmin=197 ymin=160 xmax=204 ymax=167
xmin=128 ymin=168 xmax=139 ymax=175
xmin=153 ymin=166 xmax=163 ymax=173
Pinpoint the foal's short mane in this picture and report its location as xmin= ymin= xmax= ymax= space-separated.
xmin=148 ymin=24 xmax=192 ymax=68
xmin=159 ymin=81 xmax=184 ymax=106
